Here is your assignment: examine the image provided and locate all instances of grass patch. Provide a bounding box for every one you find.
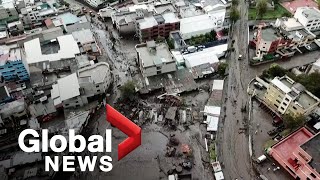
[264,139,276,150]
[249,4,291,20]
[280,128,292,137]
[209,144,217,161]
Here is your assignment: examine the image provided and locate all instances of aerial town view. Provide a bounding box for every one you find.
[0,0,319,179]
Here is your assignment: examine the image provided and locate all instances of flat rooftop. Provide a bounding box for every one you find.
[301,133,320,173]
[272,127,313,163]
[136,42,174,68]
[297,91,318,109]
[24,35,80,64]
[261,28,279,41]
[281,0,317,14]
[78,62,110,84]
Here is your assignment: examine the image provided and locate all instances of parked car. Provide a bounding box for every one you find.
[254,82,264,90]
[238,54,243,60]
[267,129,278,136]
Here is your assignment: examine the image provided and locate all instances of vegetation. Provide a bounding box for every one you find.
[261,64,287,79]
[230,6,240,22]
[120,81,136,101]
[209,144,217,161]
[280,129,292,137]
[264,139,276,149]
[249,4,291,20]
[166,38,174,49]
[261,64,320,99]
[188,30,217,46]
[256,0,268,18]
[283,114,306,130]
[317,0,320,9]
[232,0,239,6]
[217,63,228,76]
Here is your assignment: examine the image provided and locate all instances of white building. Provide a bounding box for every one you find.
[180,12,225,40]
[51,62,111,108]
[23,34,80,72]
[84,0,105,8]
[136,41,176,77]
[294,7,320,32]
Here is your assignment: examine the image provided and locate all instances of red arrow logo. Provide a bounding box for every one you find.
[106,104,141,160]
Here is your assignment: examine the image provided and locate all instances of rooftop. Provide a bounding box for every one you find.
[301,133,320,173]
[78,62,110,84]
[180,14,216,38]
[136,41,174,68]
[72,29,95,45]
[297,7,320,19]
[281,0,317,14]
[296,91,318,109]
[0,98,25,119]
[271,77,292,94]
[138,12,179,29]
[261,28,280,41]
[183,48,220,68]
[51,73,80,105]
[24,35,80,64]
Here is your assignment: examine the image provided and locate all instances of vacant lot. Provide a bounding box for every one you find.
[249,4,290,20]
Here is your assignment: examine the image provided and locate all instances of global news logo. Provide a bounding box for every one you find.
[17,104,141,172]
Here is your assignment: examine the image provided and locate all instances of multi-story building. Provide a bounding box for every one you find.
[136,12,180,42]
[264,76,320,116]
[20,1,68,26]
[294,7,320,32]
[0,46,29,82]
[268,127,320,179]
[254,18,316,58]
[135,40,176,77]
[51,62,111,109]
[84,0,106,8]
[0,0,18,22]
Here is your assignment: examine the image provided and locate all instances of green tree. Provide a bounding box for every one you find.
[217,63,228,76]
[256,0,268,18]
[120,81,136,101]
[283,114,306,130]
[166,38,174,49]
[317,0,320,9]
[210,30,217,40]
[230,7,240,22]
[232,0,239,6]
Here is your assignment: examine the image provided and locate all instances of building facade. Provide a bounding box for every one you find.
[136,12,180,42]
[0,47,29,82]
[0,0,18,21]
[294,7,320,32]
[136,41,176,77]
[264,76,320,117]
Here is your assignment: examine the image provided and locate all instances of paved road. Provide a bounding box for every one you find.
[217,1,256,180]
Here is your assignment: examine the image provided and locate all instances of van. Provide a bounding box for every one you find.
[257,155,267,163]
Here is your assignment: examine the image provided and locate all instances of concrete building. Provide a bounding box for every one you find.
[72,29,99,54]
[0,0,18,21]
[84,0,106,8]
[294,7,320,32]
[0,46,29,82]
[51,62,111,108]
[268,127,320,179]
[136,41,176,77]
[254,19,316,58]
[264,76,320,116]
[45,13,91,33]
[136,12,180,42]
[180,12,225,40]
[111,4,155,34]
[308,58,320,74]
[23,34,80,71]
[0,98,27,127]
[20,1,67,26]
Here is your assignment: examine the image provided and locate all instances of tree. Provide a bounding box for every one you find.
[120,81,136,101]
[210,30,217,40]
[230,7,240,22]
[317,0,320,9]
[217,63,228,76]
[256,0,268,18]
[166,38,174,49]
[232,0,239,6]
[283,114,306,130]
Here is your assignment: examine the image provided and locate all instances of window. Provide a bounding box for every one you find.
[285,98,289,101]
[96,85,99,88]
[65,104,69,106]
[283,102,287,106]
[274,104,279,108]
[310,173,316,178]
[276,100,281,103]
[293,106,297,110]
[97,90,100,92]
[280,107,285,110]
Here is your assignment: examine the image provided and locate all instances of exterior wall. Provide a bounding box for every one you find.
[264,84,285,112]
[0,59,29,82]
[138,22,180,42]
[295,8,320,32]
[141,62,177,77]
[62,96,86,109]
[0,6,18,20]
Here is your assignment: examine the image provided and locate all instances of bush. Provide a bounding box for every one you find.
[217,63,228,76]
[120,81,136,100]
